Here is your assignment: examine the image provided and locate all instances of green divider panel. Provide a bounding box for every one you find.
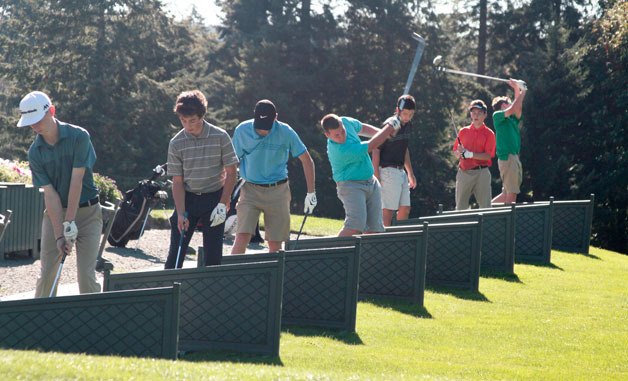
[387,221,482,291]
[286,228,428,305]
[0,286,180,359]
[528,195,594,254]
[397,208,515,273]
[0,183,44,260]
[104,259,284,356]
[204,246,359,332]
[440,203,554,264]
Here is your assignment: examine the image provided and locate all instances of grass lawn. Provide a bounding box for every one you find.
[3,220,626,380]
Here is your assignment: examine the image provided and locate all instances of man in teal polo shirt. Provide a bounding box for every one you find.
[491,79,527,204]
[231,99,316,253]
[320,113,400,236]
[17,91,102,297]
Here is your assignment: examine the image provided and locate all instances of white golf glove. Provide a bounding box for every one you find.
[62,220,78,243]
[516,80,527,91]
[384,116,401,132]
[304,192,317,214]
[462,150,474,159]
[153,164,166,176]
[210,203,227,227]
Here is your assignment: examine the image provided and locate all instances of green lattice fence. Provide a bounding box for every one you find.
[287,228,428,306]
[104,260,283,356]
[0,183,44,260]
[387,221,482,291]
[201,246,359,332]
[397,207,515,273]
[0,286,180,359]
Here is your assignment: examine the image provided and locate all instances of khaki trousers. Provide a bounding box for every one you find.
[455,167,492,210]
[35,203,103,297]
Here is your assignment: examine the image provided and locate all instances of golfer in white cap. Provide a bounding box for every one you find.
[18,91,102,297]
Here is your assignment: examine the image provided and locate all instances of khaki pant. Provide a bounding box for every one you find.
[35,203,103,297]
[455,167,492,210]
[236,181,291,242]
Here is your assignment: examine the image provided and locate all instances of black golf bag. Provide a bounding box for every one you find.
[107,165,168,247]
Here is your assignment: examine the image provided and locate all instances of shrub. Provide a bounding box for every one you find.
[94,173,123,204]
[0,158,32,184]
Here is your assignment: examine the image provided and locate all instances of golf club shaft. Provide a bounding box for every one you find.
[50,252,68,297]
[403,34,426,96]
[439,67,509,83]
[174,211,188,268]
[293,214,309,250]
[448,109,462,145]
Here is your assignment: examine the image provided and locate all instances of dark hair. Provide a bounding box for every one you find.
[491,96,511,111]
[468,99,488,112]
[173,90,207,118]
[320,113,342,132]
[397,94,416,110]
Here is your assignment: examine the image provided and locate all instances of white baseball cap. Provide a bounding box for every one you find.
[17,91,52,127]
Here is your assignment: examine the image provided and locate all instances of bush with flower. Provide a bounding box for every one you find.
[0,157,122,203]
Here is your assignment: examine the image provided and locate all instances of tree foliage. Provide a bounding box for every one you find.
[0,0,625,252]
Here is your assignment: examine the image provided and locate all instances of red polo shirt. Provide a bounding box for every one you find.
[452,123,496,170]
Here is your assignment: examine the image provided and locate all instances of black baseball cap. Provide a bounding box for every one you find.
[253,99,276,131]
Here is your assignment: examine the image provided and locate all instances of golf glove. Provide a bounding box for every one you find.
[462,150,474,159]
[384,116,401,132]
[304,192,317,214]
[210,203,227,227]
[516,80,527,91]
[153,164,166,176]
[63,220,78,243]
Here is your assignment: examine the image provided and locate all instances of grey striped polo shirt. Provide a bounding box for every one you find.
[167,121,239,193]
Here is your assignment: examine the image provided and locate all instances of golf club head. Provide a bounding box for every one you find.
[412,32,424,43]
[433,55,443,66]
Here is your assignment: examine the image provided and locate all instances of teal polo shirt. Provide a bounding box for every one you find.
[326,117,374,182]
[28,120,99,208]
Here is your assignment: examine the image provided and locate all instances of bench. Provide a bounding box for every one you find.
[105,259,284,356]
[0,285,180,359]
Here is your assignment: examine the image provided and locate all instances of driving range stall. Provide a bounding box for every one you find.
[200,246,360,332]
[0,285,181,359]
[386,220,483,292]
[104,258,284,357]
[0,183,44,260]
[395,206,516,274]
[287,227,428,306]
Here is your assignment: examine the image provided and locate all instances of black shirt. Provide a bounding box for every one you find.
[378,121,411,167]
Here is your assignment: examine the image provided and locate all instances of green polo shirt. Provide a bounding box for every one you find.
[28,121,99,208]
[493,110,521,160]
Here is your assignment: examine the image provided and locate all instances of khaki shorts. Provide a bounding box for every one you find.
[498,154,522,194]
[379,166,411,210]
[236,181,291,242]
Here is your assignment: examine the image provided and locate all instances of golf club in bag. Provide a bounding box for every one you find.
[107,164,168,247]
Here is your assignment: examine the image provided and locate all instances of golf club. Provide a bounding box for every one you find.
[293,213,309,250]
[174,211,189,269]
[448,108,462,145]
[433,55,527,87]
[50,250,69,297]
[398,32,426,110]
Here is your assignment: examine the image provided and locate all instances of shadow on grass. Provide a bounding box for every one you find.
[481,270,523,283]
[516,260,564,271]
[282,326,364,345]
[426,286,491,302]
[180,350,283,365]
[360,297,433,319]
[105,246,163,264]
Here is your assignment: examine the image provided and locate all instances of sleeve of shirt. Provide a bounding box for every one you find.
[221,132,239,167]
[342,117,363,134]
[167,141,183,177]
[232,127,245,159]
[492,111,506,129]
[287,127,307,158]
[28,149,51,187]
[72,130,97,169]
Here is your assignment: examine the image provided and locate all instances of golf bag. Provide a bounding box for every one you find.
[107,165,168,247]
